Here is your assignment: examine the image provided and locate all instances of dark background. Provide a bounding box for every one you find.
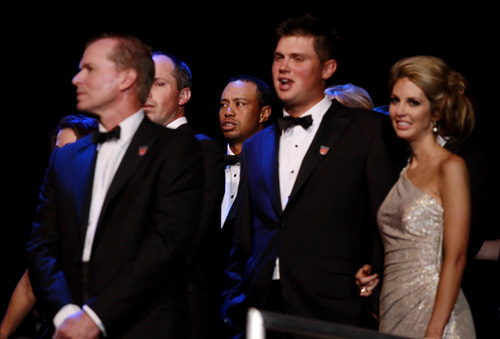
[2,4,496,335]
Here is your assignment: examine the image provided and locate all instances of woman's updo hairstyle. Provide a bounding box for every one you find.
[389,55,475,143]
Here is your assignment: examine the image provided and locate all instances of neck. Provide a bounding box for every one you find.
[97,97,142,130]
[284,94,325,118]
[165,109,185,126]
[229,142,242,155]
[409,134,443,165]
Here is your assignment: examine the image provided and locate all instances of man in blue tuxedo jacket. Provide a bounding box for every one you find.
[27,33,203,338]
[221,15,406,338]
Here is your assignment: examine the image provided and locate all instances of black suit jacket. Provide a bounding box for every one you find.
[27,116,204,338]
[221,100,406,337]
[217,189,240,284]
[177,122,225,338]
[214,164,242,335]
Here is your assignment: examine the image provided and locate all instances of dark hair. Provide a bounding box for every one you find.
[86,33,155,104]
[227,75,274,108]
[389,55,475,142]
[275,14,340,63]
[152,51,193,91]
[49,114,98,149]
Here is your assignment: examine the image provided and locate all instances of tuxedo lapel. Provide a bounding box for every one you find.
[288,103,352,203]
[261,125,283,215]
[74,138,98,241]
[100,119,155,215]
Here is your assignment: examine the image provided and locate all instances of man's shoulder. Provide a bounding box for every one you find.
[196,133,224,156]
[330,100,388,124]
[246,124,277,146]
[145,122,203,156]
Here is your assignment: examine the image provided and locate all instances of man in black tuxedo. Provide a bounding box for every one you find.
[218,75,273,274]
[144,51,225,338]
[221,15,405,338]
[215,75,273,335]
[27,33,204,338]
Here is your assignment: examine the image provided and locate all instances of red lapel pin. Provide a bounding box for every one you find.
[319,146,329,155]
[138,146,148,156]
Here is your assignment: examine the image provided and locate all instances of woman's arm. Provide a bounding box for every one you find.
[0,269,37,339]
[425,156,470,339]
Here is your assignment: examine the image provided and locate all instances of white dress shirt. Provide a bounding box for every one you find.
[83,110,144,262]
[221,145,241,227]
[274,96,332,279]
[54,110,144,336]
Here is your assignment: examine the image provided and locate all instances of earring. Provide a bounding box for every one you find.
[432,121,438,133]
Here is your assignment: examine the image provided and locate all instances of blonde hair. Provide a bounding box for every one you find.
[325,83,374,110]
[389,55,475,142]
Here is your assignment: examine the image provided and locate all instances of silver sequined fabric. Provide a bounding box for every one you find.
[377,167,476,338]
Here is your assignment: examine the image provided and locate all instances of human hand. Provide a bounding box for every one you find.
[53,310,100,339]
[425,322,444,339]
[355,264,379,297]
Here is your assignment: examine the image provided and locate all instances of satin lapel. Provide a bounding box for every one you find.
[98,118,155,226]
[261,125,283,215]
[288,103,353,202]
[74,138,98,241]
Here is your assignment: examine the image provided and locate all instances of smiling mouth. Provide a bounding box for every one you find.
[395,121,411,129]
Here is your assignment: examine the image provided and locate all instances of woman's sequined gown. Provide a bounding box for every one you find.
[377,166,475,338]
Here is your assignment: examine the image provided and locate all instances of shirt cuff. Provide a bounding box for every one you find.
[83,304,107,337]
[53,304,81,328]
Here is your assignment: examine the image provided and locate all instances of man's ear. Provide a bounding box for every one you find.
[179,87,192,106]
[259,106,272,123]
[322,59,337,80]
[119,69,138,91]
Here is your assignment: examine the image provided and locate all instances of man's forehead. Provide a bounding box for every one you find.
[79,39,116,66]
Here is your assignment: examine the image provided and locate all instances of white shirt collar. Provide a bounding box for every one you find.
[436,134,449,147]
[97,109,144,147]
[226,144,236,156]
[166,116,188,129]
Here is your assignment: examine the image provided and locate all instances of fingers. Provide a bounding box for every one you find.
[361,264,372,274]
[359,277,380,297]
[355,264,380,297]
[355,264,374,281]
[356,271,379,286]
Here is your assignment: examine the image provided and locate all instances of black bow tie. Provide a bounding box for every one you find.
[278,115,313,131]
[92,126,121,144]
[224,154,240,166]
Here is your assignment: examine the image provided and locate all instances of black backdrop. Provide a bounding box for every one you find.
[1,4,497,332]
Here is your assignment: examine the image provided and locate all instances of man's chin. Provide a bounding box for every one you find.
[76,103,92,114]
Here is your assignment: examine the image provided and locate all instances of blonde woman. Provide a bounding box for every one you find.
[357,56,476,338]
